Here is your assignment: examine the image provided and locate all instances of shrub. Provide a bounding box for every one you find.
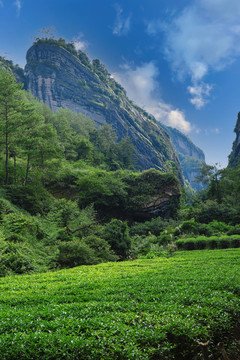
[5,185,52,215]
[130,234,157,258]
[176,235,240,251]
[46,198,81,228]
[227,224,240,235]
[0,241,37,276]
[129,217,167,237]
[190,200,240,224]
[100,219,131,259]
[0,197,19,219]
[56,240,97,268]
[230,235,240,248]
[175,219,212,237]
[2,213,38,238]
[142,243,169,259]
[83,235,118,262]
[206,220,232,234]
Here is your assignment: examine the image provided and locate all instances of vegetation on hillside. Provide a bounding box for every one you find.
[0,51,240,360]
[0,68,240,277]
[0,250,239,359]
[0,69,181,276]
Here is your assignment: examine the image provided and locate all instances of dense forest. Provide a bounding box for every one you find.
[0,68,240,277]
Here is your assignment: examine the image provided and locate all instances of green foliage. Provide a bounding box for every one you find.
[125,169,177,205]
[100,219,131,259]
[130,233,157,258]
[77,50,91,69]
[77,169,127,214]
[129,217,167,236]
[5,184,52,215]
[83,235,118,262]
[34,37,79,59]
[56,240,96,268]
[46,198,80,228]
[0,240,38,276]
[0,250,239,359]
[2,212,38,237]
[188,200,239,224]
[92,58,109,81]
[176,235,240,250]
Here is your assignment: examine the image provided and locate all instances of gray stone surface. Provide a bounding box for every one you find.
[25,41,183,176]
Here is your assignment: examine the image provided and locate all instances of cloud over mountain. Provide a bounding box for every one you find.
[113,62,192,133]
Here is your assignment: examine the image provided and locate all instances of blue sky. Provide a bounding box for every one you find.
[1,0,240,167]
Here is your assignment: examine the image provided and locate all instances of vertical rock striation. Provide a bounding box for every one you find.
[25,40,183,177]
[228,112,240,166]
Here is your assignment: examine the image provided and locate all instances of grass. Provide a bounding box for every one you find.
[0,249,240,359]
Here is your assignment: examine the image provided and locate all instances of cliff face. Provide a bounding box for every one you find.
[25,40,182,175]
[162,125,205,161]
[161,124,205,189]
[228,112,240,167]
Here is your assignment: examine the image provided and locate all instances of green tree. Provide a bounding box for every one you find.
[21,120,57,186]
[0,70,23,184]
[115,136,136,170]
[101,219,131,259]
[196,163,222,202]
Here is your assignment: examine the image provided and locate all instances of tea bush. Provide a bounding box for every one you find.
[176,234,240,250]
[0,250,239,359]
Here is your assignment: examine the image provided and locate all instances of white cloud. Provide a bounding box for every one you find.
[13,0,21,16]
[112,62,192,133]
[168,110,192,133]
[148,0,240,108]
[73,41,86,51]
[146,20,162,35]
[72,34,88,52]
[113,4,131,36]
[187,82,213,109]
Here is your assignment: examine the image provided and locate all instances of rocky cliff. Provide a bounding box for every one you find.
[160,124,205,189]
[24,39,182,176]
[228,112,240,167]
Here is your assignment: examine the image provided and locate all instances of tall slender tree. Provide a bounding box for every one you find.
[0,70,23,184]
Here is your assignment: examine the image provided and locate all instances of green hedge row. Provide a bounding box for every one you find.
[176,235,240,250]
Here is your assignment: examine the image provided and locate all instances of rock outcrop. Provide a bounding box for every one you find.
[24,39,182,176]
[124,169,181,220]
[161,124,205,189]
[228,112,240,167]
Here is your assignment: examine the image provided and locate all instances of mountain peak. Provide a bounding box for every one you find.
[24,39,183,175]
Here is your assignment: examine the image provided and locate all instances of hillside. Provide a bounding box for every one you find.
[0,250,239,360]
[23,38,182,176]
[0,38,208,184]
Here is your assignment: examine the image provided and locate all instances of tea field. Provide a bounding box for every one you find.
[0,249,240,359]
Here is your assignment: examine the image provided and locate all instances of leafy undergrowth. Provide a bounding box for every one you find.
[0,250,240,359]
[176,235,240,250]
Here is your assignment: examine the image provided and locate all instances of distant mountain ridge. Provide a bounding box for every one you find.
[160,124,205,189]
[228,112,240,167]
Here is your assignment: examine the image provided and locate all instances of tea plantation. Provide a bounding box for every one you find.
[0,249,239,359]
